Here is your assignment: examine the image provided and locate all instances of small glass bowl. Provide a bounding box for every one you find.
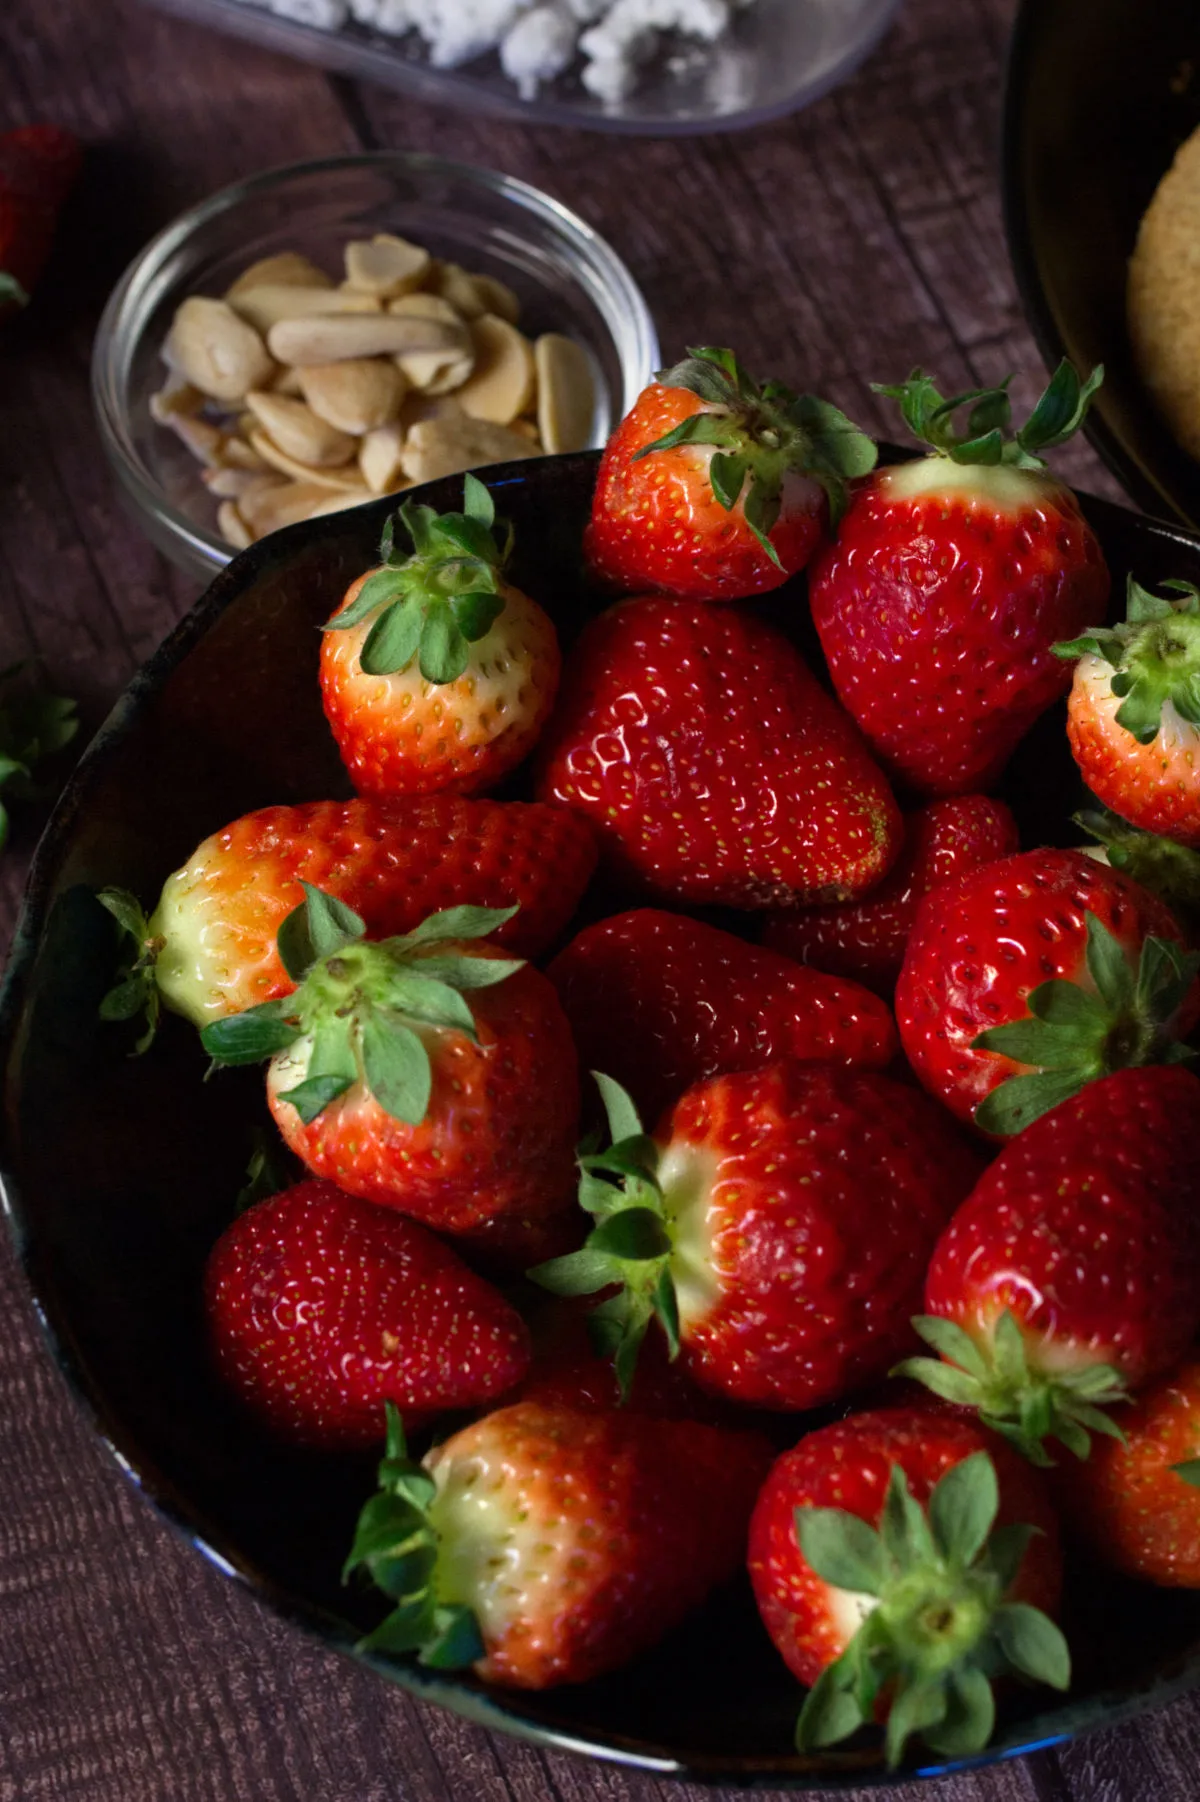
[92,153,660,582]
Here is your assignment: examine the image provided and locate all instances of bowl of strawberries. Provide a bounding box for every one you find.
[7,344,1200,1782]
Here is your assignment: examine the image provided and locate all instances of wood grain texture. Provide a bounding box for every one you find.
[0,0,1179,1797]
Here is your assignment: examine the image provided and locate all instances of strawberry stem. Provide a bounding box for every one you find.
[1075,807,1200,933]
[874,361,1103,472]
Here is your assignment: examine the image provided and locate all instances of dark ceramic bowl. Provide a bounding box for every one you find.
[6,454,1200,1785]
[1003,0,1200,526]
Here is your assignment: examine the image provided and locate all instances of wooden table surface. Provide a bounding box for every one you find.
[0,1,1191,1798]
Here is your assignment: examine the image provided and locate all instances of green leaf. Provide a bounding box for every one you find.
[923,1666,995,1759]
[654,1263,681,1359]
[880,1464,935,1566]
[910,1315,989,1379]
[1020,361,1104,453]
[796,1659,866,1752]
[795,1507,887,1596]
[985,1522,1036,1592]
[709,451,748,511]
[743,476,784,568]
[201,1001,300,1066]
[324,566,406,633]
[928,1452,998,1567]
[1172,1459,1200,1487]
[973,1066,1086,1136]
[381,972,477,1037]
[1026,979,1108,1030]
[421,1604,485,1670]
[461,472,495,529]
[891,1356,983,1408]
[361,1016,432,1125]
[96,887,149,945]
[592,1073,645,1147]
[410,952,524,991]
[527,1248,618,1296]
[992,1310,1029,1388]
[302,884,367,960]
[451,590,504,641]
[1084,912,1135,1013]
[992,1604,1071,1690]
[884,1679,948,1769]
[418,604,466,685]
[360,599,423,676]
[587,1207,671,1261]
[236,1131,296,1212]
[278,1073,353,1124]
[98,974,151,1022]
[0,272,30,308]
[971,1011,1080,1068]
[401,903,518,948]
[656,351,738,407]
[631,413,737,460]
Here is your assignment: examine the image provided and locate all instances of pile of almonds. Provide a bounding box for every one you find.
[151,234,598,549]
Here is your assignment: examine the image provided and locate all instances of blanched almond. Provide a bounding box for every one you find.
[453,315,536,425]
[230,284,380,334]
[163,410,227,467]
[149,377,204,424]
[359,424,407,495]
[298,359,406,435]
[266,312,461,367]
[309,489,382,518]
[535,333,596,454]
[244,390,358,468]
[432,263,519,323]
[217,500,254,549]
[226,253,332,298]
[167,297,275,404]
[472,273,521,325]
[399,406,540,486]
[203,467,288,499]
[270,364,306,396]
[240,479,361,536]
[344,234,431,299]
[248,429,375,492]
[222,436,271,472]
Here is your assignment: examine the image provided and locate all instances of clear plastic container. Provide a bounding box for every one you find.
[141,0,903,136]
[92,154,659,582]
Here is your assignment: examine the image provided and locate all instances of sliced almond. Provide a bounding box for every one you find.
[226,253,332,299]
[266,312,462,367]
[270,364,306,396]
[344,234,431,299]
[217,500,254,549]
[432,262,500,321]
[535,333,596,454]
[397,392,462,435]
[309,488,381,518]
[248,428,372,492]
[510,418,542,442]
[244,390,357,468]
[298,359,407,435]
[400,406,540,486]
[149,377,204,424]
[472,273,521,326]
[166,297,275,404]
[229,284,381,334]
[240,479,361,537]
[223,436,270,472]
[453,315,536,425]
[162,410,227,467]
[388,293,473,392]
[203,467,288,499]
[358,423,407,495]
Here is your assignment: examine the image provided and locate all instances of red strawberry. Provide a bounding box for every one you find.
[0,125,80,309]
[98,795,595,1043]
[1055,575,1200,846]
[809,364,1110,796]
[894,846,1200,1136]
[899,1066,1200,1462]
[512,1299,736,1425]
[320,476,559,797]
[344,1400,773,1688]
[204,1179,530,1449]
[202,890,578,1233]
[584,347,877,601]
[1054,1355,1200,1587]
[748,1408,1065,1767]
[532,1065,981,1412]
[546,908,897,1125]
[536,595,902,908]
[763,795,1019,995]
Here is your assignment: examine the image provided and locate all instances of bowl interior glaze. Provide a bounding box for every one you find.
[6,454,1200,1785]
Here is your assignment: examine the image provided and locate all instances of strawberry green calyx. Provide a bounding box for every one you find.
[796,1451,1069,1767]
[1054,576,1200,744]
[875,360,1103,473]
[638,346,878,553]
[971,912,1199,1137]
[529,1074,678,1398]
[1075,807,1200,932]
[0,274,29,308]
[97,889,165,1054]
[896,1312,1130,1467]
[323,473,514,685]
[200,884,523,1127]
[344,1404,485,1669]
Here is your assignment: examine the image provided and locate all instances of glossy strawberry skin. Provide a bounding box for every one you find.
[320,572,560,797]
[547,908,898,1126]
[536,596,902,908]
[267,955,579,1232]
[763,795,1020,995]
[0,125,81,300]
[895,847,1193,1128]
[658,1064,983,1410]
[809,463,1110,796]
[1055,1356,1200,1586]
[924,1066,1200,1391]
[204,1180,531,1449]
[151,796,596,1027]
[1066,655,1200,847]
[584,384,823,601]
[424,1400,774,1688]
[748,1408,1061,1687]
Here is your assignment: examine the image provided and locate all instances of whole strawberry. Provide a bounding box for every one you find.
[547,908,897,1125]
[1055,1355,1200,1587]
[1055,575,1200,846]
[898,1066,1200,1462]
[202,889,578,1232]
[205,1179,531,1449]
[344,1400,774,1688]
[536,595,902,908]
[584,347,877,601]
[763,794,1019,994]
[532,1066,980,1411]
[809,363,1109,795]
[895,847,1199,1135]
[748,1409,1066,1767]
[0,124,80,310]
[321,475,559,796]
[98,795,595,1045]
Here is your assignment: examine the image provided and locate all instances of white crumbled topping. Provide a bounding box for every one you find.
[267,0,348,25]
[501,5,580,100]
